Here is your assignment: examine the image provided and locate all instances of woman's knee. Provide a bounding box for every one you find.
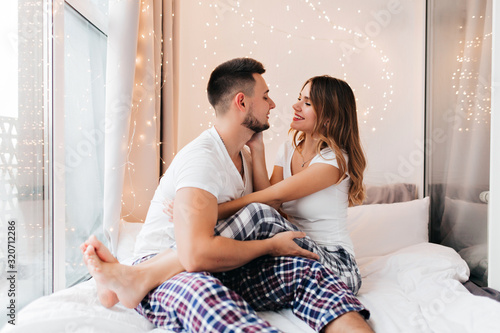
[245,203,300,233]
[288,257,336,279]
[244,202,277,215]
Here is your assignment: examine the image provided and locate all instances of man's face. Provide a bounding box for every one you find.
[241,74,276,133]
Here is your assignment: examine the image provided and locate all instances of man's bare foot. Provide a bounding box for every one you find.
[84,245,149,309]
[81,235,118,263]
[81,236,119,308]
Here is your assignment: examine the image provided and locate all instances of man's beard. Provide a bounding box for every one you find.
[242,110,269,133]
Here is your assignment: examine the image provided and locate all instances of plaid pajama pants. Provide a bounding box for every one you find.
[134,203,369,332]
[214,203,362,295]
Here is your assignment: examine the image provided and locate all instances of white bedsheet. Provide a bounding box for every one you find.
[3,242,500,333]
[356,243,500,332]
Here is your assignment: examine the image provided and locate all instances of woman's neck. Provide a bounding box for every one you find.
[300,135,319,156]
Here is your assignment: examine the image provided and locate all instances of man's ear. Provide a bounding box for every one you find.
[234,92,246,112]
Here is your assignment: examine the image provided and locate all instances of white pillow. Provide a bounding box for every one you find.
[116,220,144,263]
[347,197,429,259]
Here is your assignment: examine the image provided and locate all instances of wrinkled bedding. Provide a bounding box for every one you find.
[3,242,500,333]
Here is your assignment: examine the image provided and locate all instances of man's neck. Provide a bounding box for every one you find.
[214,121,253,160]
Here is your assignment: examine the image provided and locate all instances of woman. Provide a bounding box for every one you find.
[82,75,366,310]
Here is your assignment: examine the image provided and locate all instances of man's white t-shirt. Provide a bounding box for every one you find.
[275,141,355,256]
[133,127,253,259]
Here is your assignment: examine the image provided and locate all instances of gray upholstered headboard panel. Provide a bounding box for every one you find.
[363,183,417,205]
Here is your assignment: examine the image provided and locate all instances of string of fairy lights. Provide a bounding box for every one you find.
[190,1,395,138]
[120,0,400,223]
[120,0,159,223]
[452,23,492,133]
[120,0,491,225]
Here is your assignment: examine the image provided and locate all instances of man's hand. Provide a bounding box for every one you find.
[265,231,320,261]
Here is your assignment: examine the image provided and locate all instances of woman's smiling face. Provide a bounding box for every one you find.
[291,82,317,133]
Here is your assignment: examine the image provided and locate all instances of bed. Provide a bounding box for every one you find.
[3,197,500,333]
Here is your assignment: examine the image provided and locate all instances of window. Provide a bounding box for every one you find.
[0,1,51,322]
[0,2,108,323]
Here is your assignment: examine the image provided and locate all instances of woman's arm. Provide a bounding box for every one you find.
[218,163,341,220]
[269,165,284,185]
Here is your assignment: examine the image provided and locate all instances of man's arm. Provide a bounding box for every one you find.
[173,187,317,273]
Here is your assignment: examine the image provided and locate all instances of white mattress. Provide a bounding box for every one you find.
[3,200,500,332]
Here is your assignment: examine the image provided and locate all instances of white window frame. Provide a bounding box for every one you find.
[51,0,66,292]
[489,0,500,291]
[43,0,56,297]
[66,0,108,36]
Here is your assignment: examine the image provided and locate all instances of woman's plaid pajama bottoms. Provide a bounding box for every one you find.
[134,203,369,332]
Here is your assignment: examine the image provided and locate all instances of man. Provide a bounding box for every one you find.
[84,57,372,332]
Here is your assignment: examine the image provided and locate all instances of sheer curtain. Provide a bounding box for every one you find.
[428,0,492,287]
[103,0,174,253]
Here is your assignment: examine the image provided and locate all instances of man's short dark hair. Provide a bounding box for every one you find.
[207,58,266,115]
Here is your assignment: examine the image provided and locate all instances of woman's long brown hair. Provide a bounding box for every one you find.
[290,76,367,206]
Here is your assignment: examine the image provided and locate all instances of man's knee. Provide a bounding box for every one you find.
[170,271,215,288]
[166,272,232,302]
